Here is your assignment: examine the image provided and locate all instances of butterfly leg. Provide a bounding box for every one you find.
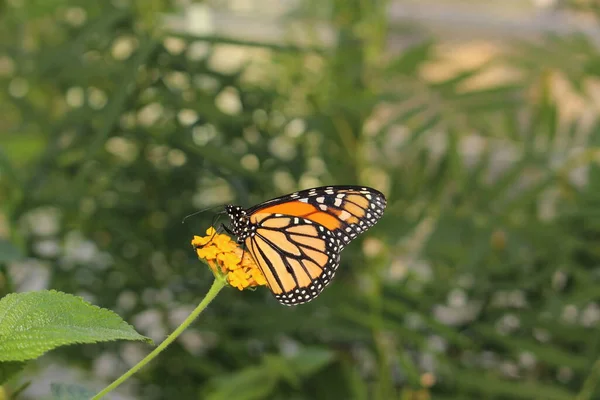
[221,224,233,234]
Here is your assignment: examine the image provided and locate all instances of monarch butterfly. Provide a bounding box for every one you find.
[223,185,386,305]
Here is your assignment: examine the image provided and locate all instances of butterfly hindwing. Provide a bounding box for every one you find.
[245,213,341,305]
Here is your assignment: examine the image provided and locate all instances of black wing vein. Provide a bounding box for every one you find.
[249,237,287,291]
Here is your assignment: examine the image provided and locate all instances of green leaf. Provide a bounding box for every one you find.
[343,362,368,400]
[0,240,22,263]
[0,361,26,385]
[288,347,335,376]
[475,325,589,372]
[0,290,152,362]
[0,133,46,168]
[386,40,432,76]
[0,147,20,188]
[265,355,299,388]
[449,367,575,400]
[206,348,334,400]
[51,383,95,400]
[207,366,277,400]
[8,379,31,399]
[71,37,159,190]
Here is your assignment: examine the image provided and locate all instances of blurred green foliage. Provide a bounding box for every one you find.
[1,0,600,399]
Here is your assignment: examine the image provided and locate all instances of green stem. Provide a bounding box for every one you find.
[92,278,227,399]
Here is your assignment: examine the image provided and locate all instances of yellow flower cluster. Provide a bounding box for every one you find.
[191,227,267,291]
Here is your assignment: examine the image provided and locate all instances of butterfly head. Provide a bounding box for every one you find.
[225,205,249,242]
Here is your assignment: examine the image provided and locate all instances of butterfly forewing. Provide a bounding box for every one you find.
[249,186,386,247]
[226,185,386,305]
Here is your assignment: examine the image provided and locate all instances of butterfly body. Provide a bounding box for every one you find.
[225,186,386,305]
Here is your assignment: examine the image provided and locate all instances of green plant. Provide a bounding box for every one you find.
[2,0,600,399]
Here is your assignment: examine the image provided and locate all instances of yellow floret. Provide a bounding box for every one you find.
[191,227,267,291]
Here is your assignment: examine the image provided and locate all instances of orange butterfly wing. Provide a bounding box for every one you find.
[228,186,386,305]
[245,213,340,305]
[248,186,386,247]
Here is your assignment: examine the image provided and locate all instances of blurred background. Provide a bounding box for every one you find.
[2,0,600,399]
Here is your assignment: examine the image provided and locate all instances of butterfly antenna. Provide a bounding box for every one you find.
[182,204,225,224]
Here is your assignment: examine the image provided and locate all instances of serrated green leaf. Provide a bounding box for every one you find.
[0,240,22,263]
[0,290,152,362]
[51,383,95,400]
[0,361,26,385]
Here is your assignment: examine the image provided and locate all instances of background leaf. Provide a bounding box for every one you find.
[0,362,26,385]
[50,383,95,400]
[0,241,21,263]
